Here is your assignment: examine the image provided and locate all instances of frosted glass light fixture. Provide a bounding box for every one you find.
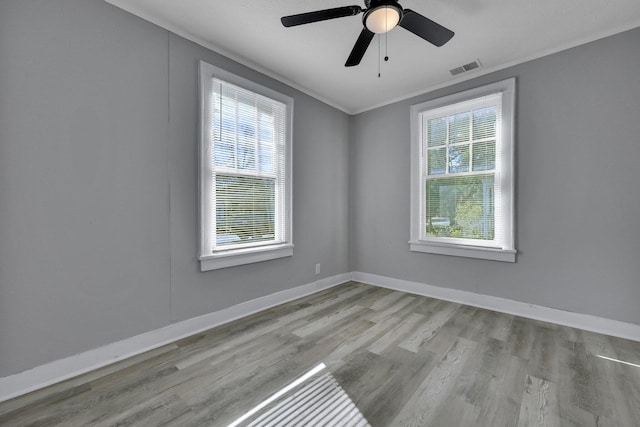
[365,4,401,33]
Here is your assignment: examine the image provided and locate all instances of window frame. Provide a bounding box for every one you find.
[198,61,293,271]
[409,78,516,262]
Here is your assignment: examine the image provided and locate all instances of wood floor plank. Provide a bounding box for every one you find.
[455,337,506,407]
[517,375,561,427]
[368,290,406,311]
[292,303,367,338]
[332,350,401,415]
[457,307,498,343]
[367,312,425,355]
[557,403,597,427]
[325,315,402,364]
[363,294,415,323]
[390,337,477,426]
[487,311,514,342]
[506,316,537,361]
[435,304,478,338]
[2,281,640,427]
[397,301,460,353]
[527,324,560,383]
[361,346,438,426]
[480,354,528,426]
[566,342,602,415]
[429,397,478,427]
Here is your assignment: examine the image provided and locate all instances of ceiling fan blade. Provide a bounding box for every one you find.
[281,6,363,27]
[345,28,375,67]
[398,9,454,47]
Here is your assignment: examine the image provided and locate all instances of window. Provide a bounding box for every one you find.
[410,78,516,262]
[199,61,293,271]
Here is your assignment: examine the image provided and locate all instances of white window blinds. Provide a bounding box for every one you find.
[207,78,288,252]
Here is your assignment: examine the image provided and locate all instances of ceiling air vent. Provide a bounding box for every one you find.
[450,59,482,76]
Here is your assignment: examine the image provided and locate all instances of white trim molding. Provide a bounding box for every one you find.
[200,244,294,271]
[352,271,640,343]
[409,241,516,262]
[0,273,352,404]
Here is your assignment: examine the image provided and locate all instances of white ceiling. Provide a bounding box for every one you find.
[106,0,640,114]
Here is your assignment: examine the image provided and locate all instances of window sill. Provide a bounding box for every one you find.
[200,243,294,271]
[409,241,516,262]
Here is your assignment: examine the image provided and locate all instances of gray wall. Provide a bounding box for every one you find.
[0,0,350,377]
[351,27,640,325]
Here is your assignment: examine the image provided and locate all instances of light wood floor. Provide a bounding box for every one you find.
[1,282,639,426]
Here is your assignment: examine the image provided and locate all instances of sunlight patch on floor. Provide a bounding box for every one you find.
[596,354,640,368]
[228,362,370,427]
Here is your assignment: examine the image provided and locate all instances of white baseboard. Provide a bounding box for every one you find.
[0,273,352,403]
[352,271,640,343]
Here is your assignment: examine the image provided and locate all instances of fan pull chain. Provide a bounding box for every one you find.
[378,34,381,78]
[385,29,389,62]
[377,32,390,78]
[385,6,389,63]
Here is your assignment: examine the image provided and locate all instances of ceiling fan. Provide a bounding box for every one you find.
[281,0,455,67]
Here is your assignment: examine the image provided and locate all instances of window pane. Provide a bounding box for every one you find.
[425,174,495,240]
[427,117,447,147]
[237,105,256,142]
[448,145,469,173]
[472,140,496,171]
[428,147,446,175]
[214,94,238,168]
[472,107,497,140]
[214,141,235,167]
[215,174,275,246]
[237,101,257,171]
[259,144,274,173]
[237,141,256,171]
[449,112,470,143]
[258,109,274,143]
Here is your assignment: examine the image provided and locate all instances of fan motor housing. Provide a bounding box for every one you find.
[365,0,400,7]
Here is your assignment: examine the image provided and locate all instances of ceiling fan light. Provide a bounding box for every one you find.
[365,6,401,34]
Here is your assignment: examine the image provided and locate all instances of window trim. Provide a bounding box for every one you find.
[198,61,294,271]
[409,78,516,262]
